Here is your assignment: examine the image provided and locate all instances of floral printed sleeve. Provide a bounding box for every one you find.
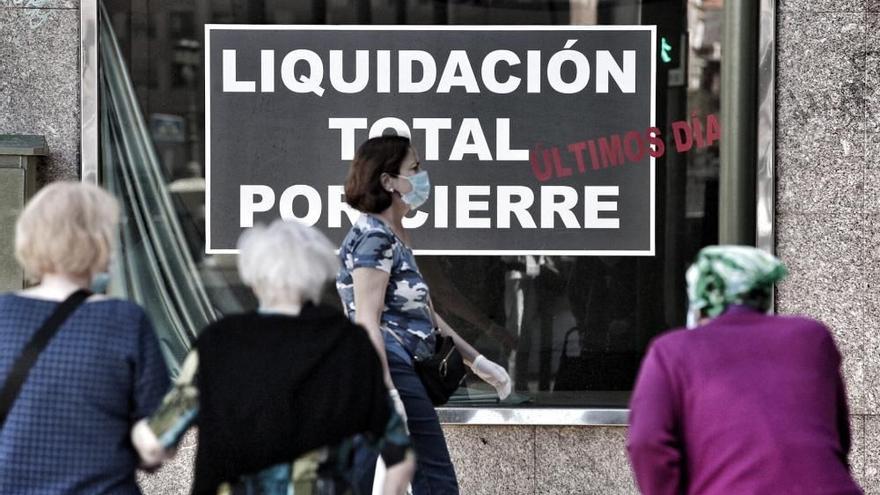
[147,350,200,449]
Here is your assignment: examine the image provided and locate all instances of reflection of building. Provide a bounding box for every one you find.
[685,0,721,244]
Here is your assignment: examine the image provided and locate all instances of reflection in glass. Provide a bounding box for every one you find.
[102,0,724,407]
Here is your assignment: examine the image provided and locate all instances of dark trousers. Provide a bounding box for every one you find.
[354,332,459,495]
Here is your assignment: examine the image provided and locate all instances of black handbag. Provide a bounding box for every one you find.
[413,332,467,406]
[394,296,467,406]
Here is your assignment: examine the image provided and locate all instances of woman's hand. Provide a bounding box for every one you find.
[432,313,511,399]
[470,355,512,400]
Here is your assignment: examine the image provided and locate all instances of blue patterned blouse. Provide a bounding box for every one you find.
[336,214,436,355]
[0,294,170,494]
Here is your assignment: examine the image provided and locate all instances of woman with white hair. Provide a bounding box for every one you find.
[0,182,170,494]
[132,219,414,495]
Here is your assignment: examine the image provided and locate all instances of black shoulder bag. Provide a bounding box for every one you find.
[410,297,467,406]
[386,296,467,406]
[0,289,91,429]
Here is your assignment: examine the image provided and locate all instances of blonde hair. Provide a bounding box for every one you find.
[236,219,339,305]
[15,182,120,281]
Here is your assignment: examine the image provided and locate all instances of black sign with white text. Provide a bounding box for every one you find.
[206,26,656,254]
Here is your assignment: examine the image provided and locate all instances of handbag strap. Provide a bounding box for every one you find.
[0,289,91,429]
[424,294,440,332]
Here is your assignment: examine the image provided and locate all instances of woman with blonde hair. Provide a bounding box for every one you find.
[0,181,170,494]
[132,219,414,494]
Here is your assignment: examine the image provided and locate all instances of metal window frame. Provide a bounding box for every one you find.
[80,0,776,427]
[755,0,776,256]
[81,0,99,185]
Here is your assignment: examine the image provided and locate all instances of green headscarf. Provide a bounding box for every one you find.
[686,245,787,327]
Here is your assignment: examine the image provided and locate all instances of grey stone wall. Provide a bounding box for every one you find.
[446,425,637,494]
[776,1,880,492]
[0,0,80,183]
[136,426,640,495]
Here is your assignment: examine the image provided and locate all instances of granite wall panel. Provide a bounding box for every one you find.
[863,415,880,493]
[777,3,876,494]
[777,12,865,138]
[0,0,78,10]
[778,1,865,13]
[776,11,865,214]
[775,212,865,351]
[776,129,865,214]
[0,8,79,183]
[444,425,536,495]
[534,426,637,495]
[142,427,542,495]
[853,415,867,489]
[865,135,880,213]
[137,430,196,495]
[858,213,880,414]
[868,28,880,135]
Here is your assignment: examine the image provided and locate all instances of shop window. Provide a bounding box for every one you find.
[102,0,727,408]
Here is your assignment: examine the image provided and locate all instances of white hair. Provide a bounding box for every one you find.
[236,219,339,306]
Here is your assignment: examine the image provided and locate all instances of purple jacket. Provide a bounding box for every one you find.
[627,306,862,495]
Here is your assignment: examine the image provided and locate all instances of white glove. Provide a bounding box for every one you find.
[470,355,512,400]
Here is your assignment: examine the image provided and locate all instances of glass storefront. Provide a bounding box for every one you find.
[101,0,729,409]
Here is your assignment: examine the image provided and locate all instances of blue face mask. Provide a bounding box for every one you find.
[397,171,431,210]
[90,272,111,294]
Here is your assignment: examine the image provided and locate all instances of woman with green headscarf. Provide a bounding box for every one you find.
[684,245,788,327]
[627,245,862,495]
